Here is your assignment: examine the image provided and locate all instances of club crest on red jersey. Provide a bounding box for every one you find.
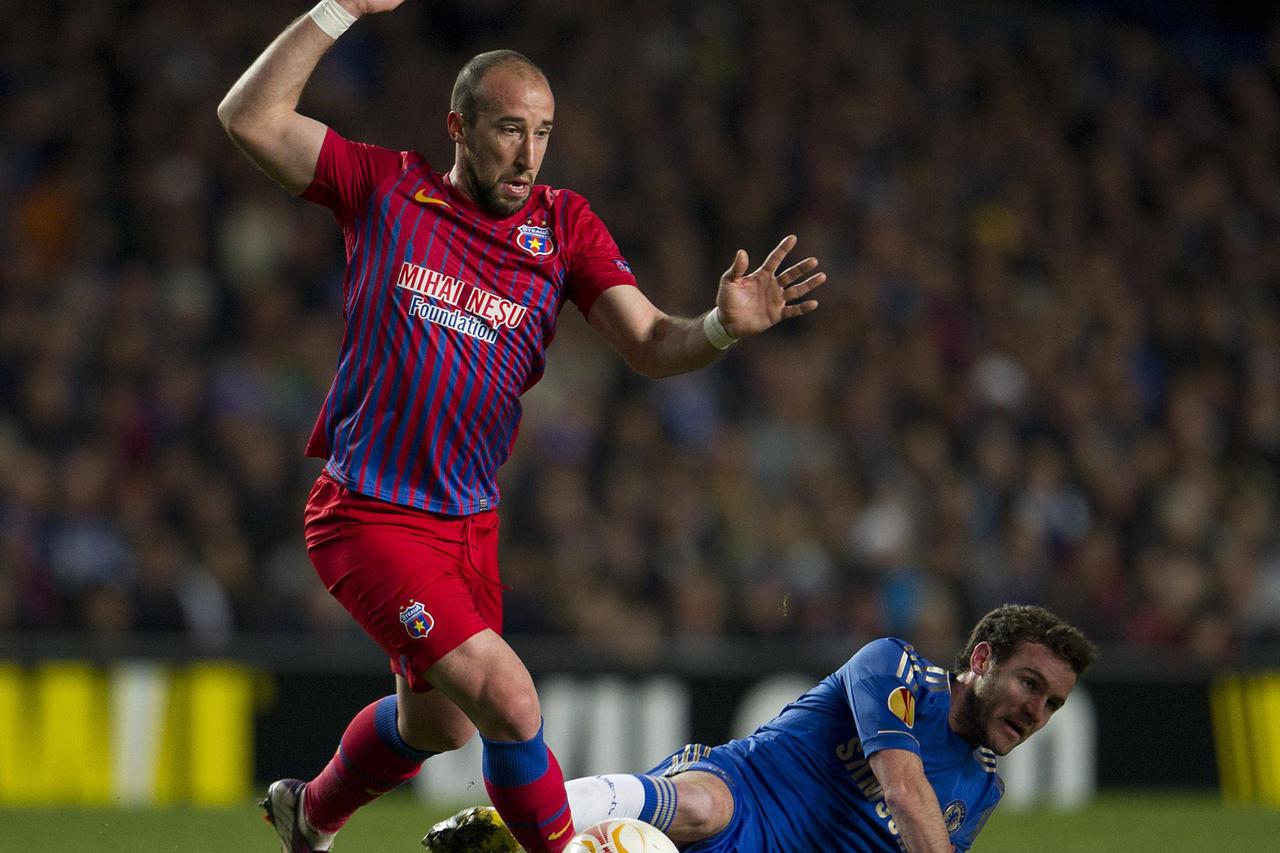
[399,600,434,639]
[515,223,556,258]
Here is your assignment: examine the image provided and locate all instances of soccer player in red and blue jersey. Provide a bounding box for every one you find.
[427,605,1096,853]
[217,2,827,851]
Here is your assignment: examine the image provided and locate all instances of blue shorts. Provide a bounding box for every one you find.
[647,744,766,853]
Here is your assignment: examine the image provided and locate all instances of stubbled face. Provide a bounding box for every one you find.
[449,66,554,217]
[954,641,1077,755]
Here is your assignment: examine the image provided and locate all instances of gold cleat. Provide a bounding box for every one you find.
[422,805,523,852]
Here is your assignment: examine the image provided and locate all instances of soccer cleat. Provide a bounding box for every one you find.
[260,779,337,853]
[422,806,522,852]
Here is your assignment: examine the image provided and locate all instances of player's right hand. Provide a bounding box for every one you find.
[337,0,409,18]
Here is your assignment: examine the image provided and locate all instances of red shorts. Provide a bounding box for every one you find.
[303,473,504,692]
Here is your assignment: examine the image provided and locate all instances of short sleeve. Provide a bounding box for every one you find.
[838,638,928,758]
[562,197,637,318]
[301,127,406,222]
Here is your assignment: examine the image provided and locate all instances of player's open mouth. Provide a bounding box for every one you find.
[1003,719,1024,739]
[503,181,529,196]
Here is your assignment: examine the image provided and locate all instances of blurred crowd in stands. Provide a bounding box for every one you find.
[3,0,1280,665]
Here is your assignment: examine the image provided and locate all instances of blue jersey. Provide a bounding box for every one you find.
[652,639,1003,851]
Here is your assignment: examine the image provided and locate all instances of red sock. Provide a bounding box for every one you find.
[483,724,574,853]
[304,696,434,833]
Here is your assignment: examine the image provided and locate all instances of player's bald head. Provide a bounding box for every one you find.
[451,50,549,127]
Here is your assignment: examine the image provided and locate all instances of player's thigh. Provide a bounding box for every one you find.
[396,675,477,753]
[424,628,540,740]
[310,521,495,692]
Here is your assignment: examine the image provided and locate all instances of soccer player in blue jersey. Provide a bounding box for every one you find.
[218,1,826,851]
[425,604,1096,852]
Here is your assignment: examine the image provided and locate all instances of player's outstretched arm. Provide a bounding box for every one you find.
[586,235,826,378]
[867,749,956,853]
[217,0,407,194]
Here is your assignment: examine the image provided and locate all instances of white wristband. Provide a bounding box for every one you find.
[309,0,357,40]
[702,307,739,350]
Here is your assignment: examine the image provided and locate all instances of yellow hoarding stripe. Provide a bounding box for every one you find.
[153,666,186,804]
[1217,672,1280,810]
[1247,676,1275,808]
[34,662,112,804]
[188,663,255,806]
[1261,674,1280,809]
[0,661,258,806]
[0,664,24,803]
[1213,674,1261,805]
[1245,676,1260,806]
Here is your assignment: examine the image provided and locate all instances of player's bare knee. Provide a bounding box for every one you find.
[475,682,542,741]
[492,692,542,740]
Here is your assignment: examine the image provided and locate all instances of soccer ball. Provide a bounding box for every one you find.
[565,818,679,853]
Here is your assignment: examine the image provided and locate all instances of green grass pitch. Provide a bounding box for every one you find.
[0,791,1274,851]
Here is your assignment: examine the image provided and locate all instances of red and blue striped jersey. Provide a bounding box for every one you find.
[301,128,636,514]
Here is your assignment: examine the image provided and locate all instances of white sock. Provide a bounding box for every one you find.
[566,774,647,830]
[565,774,678,833]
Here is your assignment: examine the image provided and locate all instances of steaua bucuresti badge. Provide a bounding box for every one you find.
[515,223,555,258]
[399,600,434,639]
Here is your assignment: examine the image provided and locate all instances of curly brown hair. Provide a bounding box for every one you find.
[955,604,1097,675]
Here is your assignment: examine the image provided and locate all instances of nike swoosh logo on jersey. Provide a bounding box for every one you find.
[413,188,452,208]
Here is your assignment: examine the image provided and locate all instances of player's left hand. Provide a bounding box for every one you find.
[715,235,826,338]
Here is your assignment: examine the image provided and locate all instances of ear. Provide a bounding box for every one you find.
[446,111,466,144]
[969,641,994,676]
